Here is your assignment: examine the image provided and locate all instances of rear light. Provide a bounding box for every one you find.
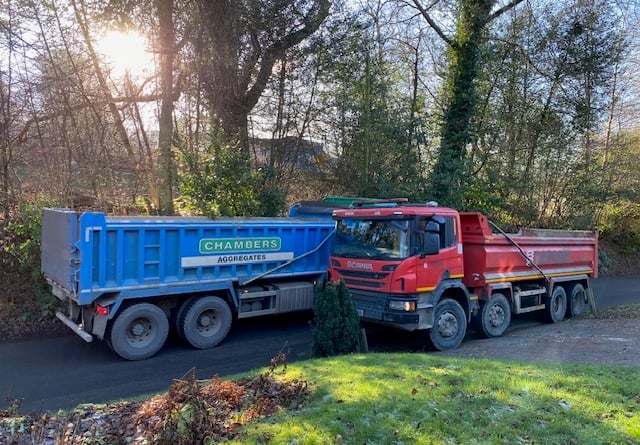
[95,305,109,316]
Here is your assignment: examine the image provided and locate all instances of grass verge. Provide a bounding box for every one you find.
[230,353,639,445]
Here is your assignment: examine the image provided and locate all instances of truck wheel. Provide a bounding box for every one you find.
[109,303,169,361]
[476,293,511,338]
[429,298,467,351]
[544,286,567,323]
[173,297,195,340]
[178,296,232,349]
[568,283,587,317]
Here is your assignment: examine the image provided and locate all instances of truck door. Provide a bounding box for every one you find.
[414,215,463,291]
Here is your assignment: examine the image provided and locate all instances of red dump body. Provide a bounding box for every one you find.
[460,212,598,289]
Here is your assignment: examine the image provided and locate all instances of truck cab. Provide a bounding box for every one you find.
[330,201,475,350]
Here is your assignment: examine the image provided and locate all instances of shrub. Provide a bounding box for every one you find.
[0,197,61,310]
[312,280,362,357]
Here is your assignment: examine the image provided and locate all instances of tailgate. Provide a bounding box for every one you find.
[41,208,78,293]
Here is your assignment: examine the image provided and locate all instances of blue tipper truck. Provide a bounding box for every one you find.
[41,208,336,360]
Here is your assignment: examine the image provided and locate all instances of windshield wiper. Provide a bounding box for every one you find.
[369,254,394,260]
[333,252,361,258]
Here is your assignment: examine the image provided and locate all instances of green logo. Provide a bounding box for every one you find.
[199,237,281,254]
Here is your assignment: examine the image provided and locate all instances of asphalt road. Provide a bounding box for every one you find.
[1,276,638,414]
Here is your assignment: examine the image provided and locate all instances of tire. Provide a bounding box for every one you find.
[178,296,233,349]
[568,283,587,317]
[429,298,467,351]
[543,286,567,323]
[173,297,195,340]
[109,303,169,361]
[475,293,511,338]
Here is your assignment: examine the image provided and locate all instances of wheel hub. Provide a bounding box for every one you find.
[199,314,212,328]
[438,312,458,338]
[489,305,505,327]
[197,310,219,334]
[131,321,147,337]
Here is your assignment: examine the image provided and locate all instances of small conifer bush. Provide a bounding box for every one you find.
[312,280,362,357]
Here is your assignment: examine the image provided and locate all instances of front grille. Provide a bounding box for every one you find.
[343,278,385,288]
[350,291,386,311]
[337,269,388,280]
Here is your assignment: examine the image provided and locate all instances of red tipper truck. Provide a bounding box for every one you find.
[329,200,598,350]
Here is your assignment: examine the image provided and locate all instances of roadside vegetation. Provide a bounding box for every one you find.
[2,341,639,444]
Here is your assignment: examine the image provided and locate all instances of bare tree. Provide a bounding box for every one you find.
[0,1,19,223]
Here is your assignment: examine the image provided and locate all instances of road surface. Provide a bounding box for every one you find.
[1,276,638,413]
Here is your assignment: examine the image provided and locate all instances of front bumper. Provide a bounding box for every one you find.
[351,290,433,331]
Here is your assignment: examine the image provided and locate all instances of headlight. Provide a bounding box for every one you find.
[388,300,416,311]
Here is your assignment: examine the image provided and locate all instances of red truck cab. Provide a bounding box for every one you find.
[330,201,475,350]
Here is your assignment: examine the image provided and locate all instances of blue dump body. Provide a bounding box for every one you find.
[41,208,336,359]
[42,209,335,306]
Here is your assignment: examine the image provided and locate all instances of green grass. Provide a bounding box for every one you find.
[228,353,640,445]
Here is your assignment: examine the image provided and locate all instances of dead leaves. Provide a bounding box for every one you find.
[0,354,309,445]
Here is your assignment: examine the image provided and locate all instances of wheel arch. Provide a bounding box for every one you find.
[434,279,473,324]
[550,274,591,293]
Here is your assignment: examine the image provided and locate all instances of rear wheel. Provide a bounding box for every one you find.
[429,298,467,351]
[109,303,169,360]
[173,297,195,340]
[544,286,567,323]
[475,293,511,338]
[568,283,587,317]
[178,296,233,349]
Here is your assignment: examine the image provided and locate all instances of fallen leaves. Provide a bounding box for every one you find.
[0,353,310,445]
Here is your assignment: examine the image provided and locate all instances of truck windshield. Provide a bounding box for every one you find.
[333,219,410,259]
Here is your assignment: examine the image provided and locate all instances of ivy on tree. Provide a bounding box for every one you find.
[312,280,362,357]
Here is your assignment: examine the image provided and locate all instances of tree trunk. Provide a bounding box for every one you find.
[429,1,494,207]
[156,0,175,215]
[0,138,9,225]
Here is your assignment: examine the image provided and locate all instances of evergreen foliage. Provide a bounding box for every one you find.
[312,280,362,357]
[1,197,62,304]
[177,126,287,217]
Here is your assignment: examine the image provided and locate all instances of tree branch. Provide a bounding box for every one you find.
[410,0,455,48]
[489,0,526,21]
[12,94,161,145]
[244,0,331,110]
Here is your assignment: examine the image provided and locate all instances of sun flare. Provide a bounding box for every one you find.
[96,30,153,78]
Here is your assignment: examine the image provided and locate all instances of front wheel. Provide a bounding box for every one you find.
[429,298,467,351]
[475,293,511,338]
[543,286,567,323]
[109,303,169,361]
[178,296,232,349]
